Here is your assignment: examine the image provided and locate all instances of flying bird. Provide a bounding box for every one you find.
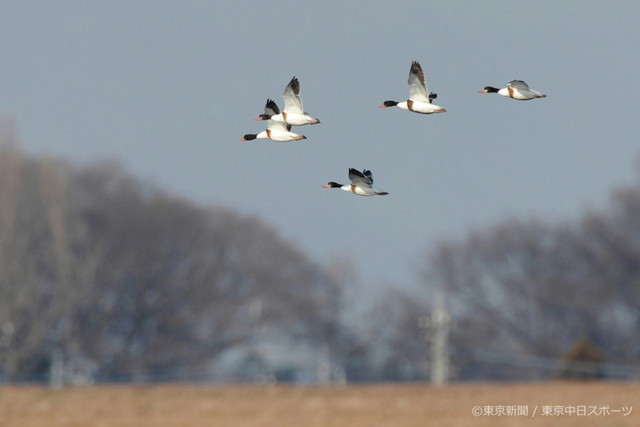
[322,168,389,196]
[478,80,546,100]
[379,61,446,114]
[254,77,320,125]
[240,117,306,142]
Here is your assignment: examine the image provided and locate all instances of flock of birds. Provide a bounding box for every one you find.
[242,60,546,197]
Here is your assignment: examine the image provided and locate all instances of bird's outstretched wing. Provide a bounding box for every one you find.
[282,77,304,114]
[267,119,291,132]
[349,168,374,188]
[264,98,280,116]
[408,61,429,103]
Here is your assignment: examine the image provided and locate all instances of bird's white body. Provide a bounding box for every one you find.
[242,118,306,142]
[337,184,383,196]
[480,80,546,101]
[270,111,319,126]
[395,100,446,114]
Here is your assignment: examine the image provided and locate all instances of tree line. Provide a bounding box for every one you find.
[0,138,351,383]
[2,126,639,383]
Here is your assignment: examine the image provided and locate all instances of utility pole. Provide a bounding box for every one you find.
[419,286,450,385]
[49,348,64,389]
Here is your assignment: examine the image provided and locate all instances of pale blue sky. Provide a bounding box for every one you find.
[1,1,639,291]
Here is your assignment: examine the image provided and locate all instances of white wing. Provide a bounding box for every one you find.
[408,61,429,103]
[267,119,290,132]
[282,77,304,114]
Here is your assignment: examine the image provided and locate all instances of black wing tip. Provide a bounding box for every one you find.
[265,99,280,115]
[349,168,372,175]
[287,76,301,93]
[348,167,366,178]
[409,61,425,83]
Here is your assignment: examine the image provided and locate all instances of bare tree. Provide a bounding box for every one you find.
[66,162,344,381]
[423,171,640,380]
[0,145,349,383]
[0,135,24,379]
[0,139,97,381]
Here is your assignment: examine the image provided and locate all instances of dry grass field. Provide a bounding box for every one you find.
[0,381,638,427]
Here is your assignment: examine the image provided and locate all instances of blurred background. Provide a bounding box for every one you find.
[0,1,639,385]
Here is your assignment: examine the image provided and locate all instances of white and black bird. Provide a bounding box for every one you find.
[478,80,546,100]
[254,77,320,125]
[240,106,306,142]
[379,61,446,114]
[322,168,389,196]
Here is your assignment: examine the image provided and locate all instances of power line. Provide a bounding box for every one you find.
[467,348,640,379]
